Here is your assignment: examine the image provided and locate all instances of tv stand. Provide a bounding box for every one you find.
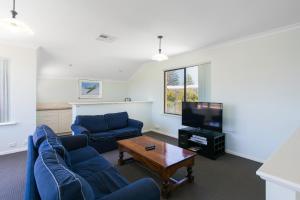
[178,127,225,160]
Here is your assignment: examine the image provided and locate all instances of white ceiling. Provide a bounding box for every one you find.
[0,0,300,80]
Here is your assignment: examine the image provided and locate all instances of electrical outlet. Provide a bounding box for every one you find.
[9,142,17,148]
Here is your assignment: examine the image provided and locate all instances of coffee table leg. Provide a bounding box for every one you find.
[187,166,194,183]
[161,179,171,199]
[118,151,124,166]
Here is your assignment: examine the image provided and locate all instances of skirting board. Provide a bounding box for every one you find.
[149,129,178,139]
[0,147,27,156]
[0,130,264,163]
[149,129,264,163]
[225,149,264,163]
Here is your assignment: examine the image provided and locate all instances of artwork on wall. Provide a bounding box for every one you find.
[78,79,102,99]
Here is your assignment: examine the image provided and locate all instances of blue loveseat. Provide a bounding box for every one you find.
[71,112,143,153]
[24,125,160,200]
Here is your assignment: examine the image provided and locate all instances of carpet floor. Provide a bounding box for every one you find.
[0,132,265,200]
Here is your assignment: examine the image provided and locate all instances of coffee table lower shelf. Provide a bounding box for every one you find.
[118,148,195,198]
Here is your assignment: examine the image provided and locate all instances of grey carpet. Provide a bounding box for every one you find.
[0,132,264,200]
[0,151,27,200]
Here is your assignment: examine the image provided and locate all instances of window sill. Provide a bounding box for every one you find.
[0,121,17,126]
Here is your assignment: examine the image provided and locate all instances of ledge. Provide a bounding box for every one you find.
[256,128,300,192]
[0,121,17,126]
[69,101,153,106]
[37,103,72,111]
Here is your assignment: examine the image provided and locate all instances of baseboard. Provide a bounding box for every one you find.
[142,129,152,133]
[225,149,264,163]
[149,129,264,163]
[0,147,27,156]
[149,129,178,139]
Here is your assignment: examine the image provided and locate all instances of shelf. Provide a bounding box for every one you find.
[179,128,225,160]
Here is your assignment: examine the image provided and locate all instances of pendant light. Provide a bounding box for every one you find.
[0,0,34,35]
[152,35,168,61]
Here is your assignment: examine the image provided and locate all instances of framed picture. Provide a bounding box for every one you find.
[79,79,102,99]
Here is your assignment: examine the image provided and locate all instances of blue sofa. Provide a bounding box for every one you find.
[71,112,143,153]
[24,125,160,200]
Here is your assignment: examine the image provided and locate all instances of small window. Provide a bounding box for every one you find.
[164,66,199,115]
[0,59,9,123]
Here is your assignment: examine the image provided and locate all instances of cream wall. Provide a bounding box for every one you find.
[37,78,129,104]
[128,27,300,162]
[0,44,37,155]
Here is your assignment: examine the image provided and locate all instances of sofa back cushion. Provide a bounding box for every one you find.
[34,143,94,200]
[33,125,57,148]
[75,115,108,133]
[104,112,128,130]
[39,137,71,168]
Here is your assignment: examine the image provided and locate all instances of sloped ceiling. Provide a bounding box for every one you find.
[0,0,300,80]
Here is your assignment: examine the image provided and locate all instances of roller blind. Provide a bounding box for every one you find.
[0,59,9,123]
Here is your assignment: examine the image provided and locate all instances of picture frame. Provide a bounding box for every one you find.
[78,79,102,99]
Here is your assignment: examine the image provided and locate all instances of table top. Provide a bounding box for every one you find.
[117,136,196,168]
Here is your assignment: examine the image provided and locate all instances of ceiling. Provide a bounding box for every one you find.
[0,0,300,80]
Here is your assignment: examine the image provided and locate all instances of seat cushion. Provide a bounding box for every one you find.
[32,125,57,148]
[72,155,113,175]
[34,143,94,200]
[75,115,108,133]
[73,162,128,199]
[112,127,140,140]
[68,146,99,165]
[104,112,128,130]
[89,132,117,141]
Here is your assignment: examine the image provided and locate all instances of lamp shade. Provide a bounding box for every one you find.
[152,53,168,61]
[0,18,34,35]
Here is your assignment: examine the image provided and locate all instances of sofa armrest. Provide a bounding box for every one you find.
[71,124,90,135]
[59,135,88,151]
[128,118,143,130]
[24,136,40,200]
[100,178,160,200]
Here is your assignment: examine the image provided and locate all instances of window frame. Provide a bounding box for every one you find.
[163,65,198,115]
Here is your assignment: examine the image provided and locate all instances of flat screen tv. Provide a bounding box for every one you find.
[182,102,223,132]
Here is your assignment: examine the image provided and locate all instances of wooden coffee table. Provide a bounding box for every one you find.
[117,136,197,198]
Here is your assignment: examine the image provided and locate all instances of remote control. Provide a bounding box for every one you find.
[145,145,156,151]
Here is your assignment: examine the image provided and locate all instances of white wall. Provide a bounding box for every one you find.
[128,27,300,162]
[0,44,37,155]
[37,78,128,104]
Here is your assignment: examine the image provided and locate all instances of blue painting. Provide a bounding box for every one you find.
[79,80,102,98]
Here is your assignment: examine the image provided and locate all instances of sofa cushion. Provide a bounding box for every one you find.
[32,125,57,148]
[104,112,128,130]
[89,132,117,141]
[39,137,72,167]
[73,163,128,199]
[75,115,108,133]
[34,146,94,200]
[72,155,113,175]
[112,127,140,140]
[68,146,99,165]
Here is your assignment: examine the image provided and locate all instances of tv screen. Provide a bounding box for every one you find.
[182,102,223,132]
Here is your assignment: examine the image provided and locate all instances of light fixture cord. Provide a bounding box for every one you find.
[11,0,18,18]
[158,36,162,54]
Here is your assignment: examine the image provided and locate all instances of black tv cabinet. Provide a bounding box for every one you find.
[178,127,225,160]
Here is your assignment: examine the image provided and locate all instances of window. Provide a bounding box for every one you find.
[0,59,9,123]
[164,66,199,115]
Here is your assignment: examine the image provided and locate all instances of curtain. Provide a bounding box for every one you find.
[0,59,9,123]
